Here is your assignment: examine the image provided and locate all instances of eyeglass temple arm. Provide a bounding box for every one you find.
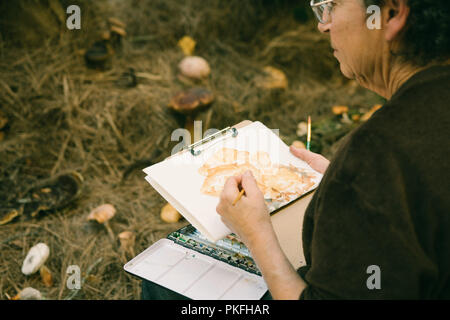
[311,0,334,7]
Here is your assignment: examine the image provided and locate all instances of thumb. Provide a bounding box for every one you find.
[241,170,261,198]
[289,145,314,162]
[289,145,329,174]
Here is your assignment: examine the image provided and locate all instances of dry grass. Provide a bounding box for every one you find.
[0,0,381,300]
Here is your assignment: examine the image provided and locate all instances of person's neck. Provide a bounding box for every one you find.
[362,60,426,100]
[383,62,427,99]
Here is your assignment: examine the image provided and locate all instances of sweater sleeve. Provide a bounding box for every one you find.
[299,128,437,299]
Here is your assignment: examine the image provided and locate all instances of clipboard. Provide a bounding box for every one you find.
[142,120,321,243]
[124,120,315,299]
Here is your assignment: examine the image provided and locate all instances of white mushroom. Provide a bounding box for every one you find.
[21,243,49,275]
[12,287,42,300]
[178,56,211,80]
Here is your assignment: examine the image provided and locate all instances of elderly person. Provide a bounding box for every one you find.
[217,0,450,299]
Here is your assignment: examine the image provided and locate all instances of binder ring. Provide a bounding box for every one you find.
[186,127,238,156]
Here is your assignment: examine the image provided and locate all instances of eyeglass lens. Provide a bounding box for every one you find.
[313,3,332,24]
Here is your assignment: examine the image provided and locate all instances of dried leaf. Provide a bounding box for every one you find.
[40,265,53,287]
[178,36,196,56]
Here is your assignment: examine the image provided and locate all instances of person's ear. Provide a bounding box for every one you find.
[383,0,410,41]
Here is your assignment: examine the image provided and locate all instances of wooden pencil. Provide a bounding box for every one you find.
[232,189,245,206]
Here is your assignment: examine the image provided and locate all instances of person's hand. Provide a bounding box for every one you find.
[216,170,271,245]
[289,145,330,174]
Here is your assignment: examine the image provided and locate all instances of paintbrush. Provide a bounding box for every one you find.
[306,115,311,151]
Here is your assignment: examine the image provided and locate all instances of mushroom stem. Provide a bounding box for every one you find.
[185,115,195,144]
[104,221,115,243]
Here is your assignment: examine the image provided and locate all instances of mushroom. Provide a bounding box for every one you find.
[21,243,49,276]
[257,66,288,90]
[178,56,211,81]
[168,87,214,144]
[341,112,353,124]
[12,287,42,300]
[84,40,113,70]
[332,105,349,115]
[118,231,135,257]
[109,25,127,48]
[160,203,182,223]
[87,204,116,241]
[107,17,126,29]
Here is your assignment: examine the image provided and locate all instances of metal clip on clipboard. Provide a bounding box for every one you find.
[182,126,239,156]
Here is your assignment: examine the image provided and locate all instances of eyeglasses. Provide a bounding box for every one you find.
[310,0,335,24]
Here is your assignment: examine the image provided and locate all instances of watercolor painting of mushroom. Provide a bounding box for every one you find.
[198,148,318,211]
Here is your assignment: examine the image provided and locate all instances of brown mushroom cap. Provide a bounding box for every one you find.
[110,25,127,37]
[107,17,126,29]
[168,87,214,114]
